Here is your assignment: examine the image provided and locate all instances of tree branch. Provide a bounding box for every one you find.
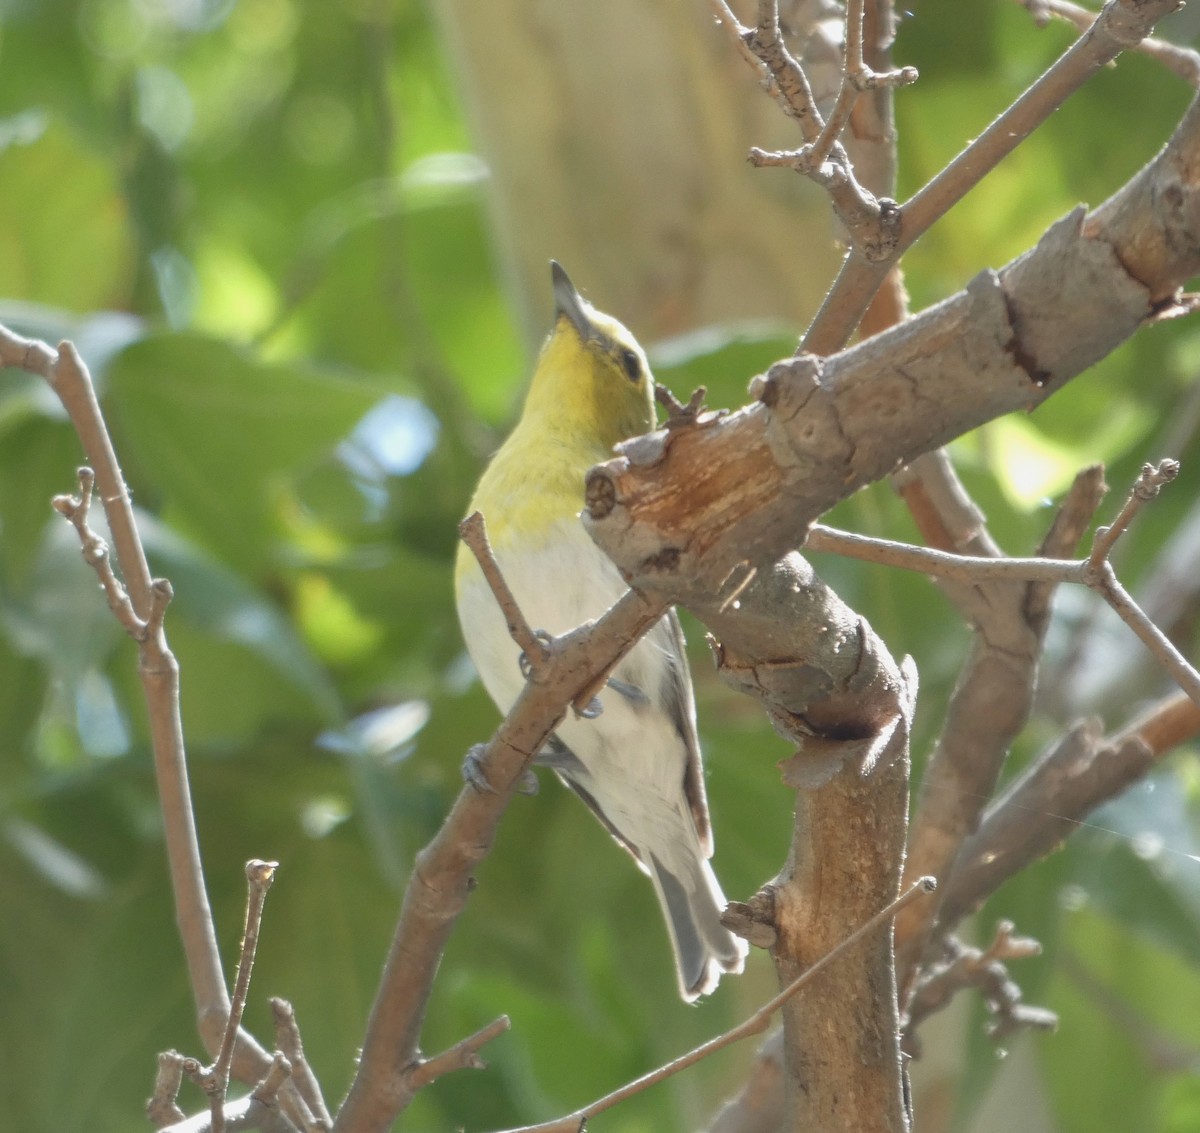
[488,880,934,1133]
[580,43,1200,1125]
[0,328,320,1127]
[585,77,1200,598]
[270,1000,332,1130]
[887,462,1106,989]
[804,460,1200,706]
[1018,0,1200,87]
[203,861,278,1133]
[332,587,667,1133]
[803,0,1185,352]
[933,690,1200,938]
[904,921,1056,1046]
[0,332,228,1029]
[401,1017,512,1095]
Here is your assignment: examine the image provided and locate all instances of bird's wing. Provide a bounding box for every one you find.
[661,608,713,857]
[536,736,646,864]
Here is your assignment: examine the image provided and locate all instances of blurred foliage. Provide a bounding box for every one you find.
[0,1,1198,1131]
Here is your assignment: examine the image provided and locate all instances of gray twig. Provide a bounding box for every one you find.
[807,460,1200,706]
[271,1000,332,1130]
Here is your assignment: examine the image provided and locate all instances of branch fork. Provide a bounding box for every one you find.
[808,459,1200,706]
[713,0,903,256]
[51,465,166,641]
[904,920,1057,1053]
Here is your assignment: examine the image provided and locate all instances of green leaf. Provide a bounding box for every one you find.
[0,119,134,311]
[1043,907,1200,1133]
[106,333,385,573]
[138,511,341,723]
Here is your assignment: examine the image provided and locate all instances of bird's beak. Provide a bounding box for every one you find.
[550,261,594,340]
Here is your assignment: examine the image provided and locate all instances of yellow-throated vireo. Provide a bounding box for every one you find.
[455,263,746,1001]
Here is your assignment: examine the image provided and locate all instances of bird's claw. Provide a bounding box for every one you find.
[516,769,539,795]
[462,744,539,796]
[461,743,496,793]
[518,629,555,679]
[577,696,603,719]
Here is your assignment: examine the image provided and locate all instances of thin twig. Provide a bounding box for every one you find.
[808,524,1082,581]
[488,879,936,1133]
[905,921,1056,1044]
[806,0,918,170]
[1091,561,1200,701]
[51,467,149,637]
[0,327,244,1048]
[459,509,623,719]
[721,0,892,253]
[1089,459,1179,566]
[403,1016,512,1094]
[250,1053,294,1106]
[148,1051,189,1129]
[807,460,1200,706]
[271,1000,332,1130]
[749,0,824,135]
[718,561,758,615]
[208,861,278,1133]
[709,0,770,78]
[459,511,551,677]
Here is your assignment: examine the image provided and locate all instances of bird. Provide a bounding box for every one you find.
[454,261,747,1001]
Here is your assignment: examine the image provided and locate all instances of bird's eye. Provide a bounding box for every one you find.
[619,348,641,382]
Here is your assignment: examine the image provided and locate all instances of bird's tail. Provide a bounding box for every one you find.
[646,849,748,1002]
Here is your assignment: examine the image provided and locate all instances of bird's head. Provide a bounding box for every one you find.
[522,262,656,451]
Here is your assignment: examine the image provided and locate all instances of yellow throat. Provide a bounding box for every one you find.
[458,264,657,562]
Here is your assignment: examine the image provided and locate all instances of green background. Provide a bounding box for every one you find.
[1,2,1199,1131]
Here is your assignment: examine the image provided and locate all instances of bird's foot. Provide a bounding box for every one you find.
[605,676,648,705]
[461,743,495,792]
[462,744,539,795]
[518,629,555,679]
[516,769,539,795]
[576,695,603,719]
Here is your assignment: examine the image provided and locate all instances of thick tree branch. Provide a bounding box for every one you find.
[696,549,918,1131]
[584,86,1200,599]
[577,39,1200,1128]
